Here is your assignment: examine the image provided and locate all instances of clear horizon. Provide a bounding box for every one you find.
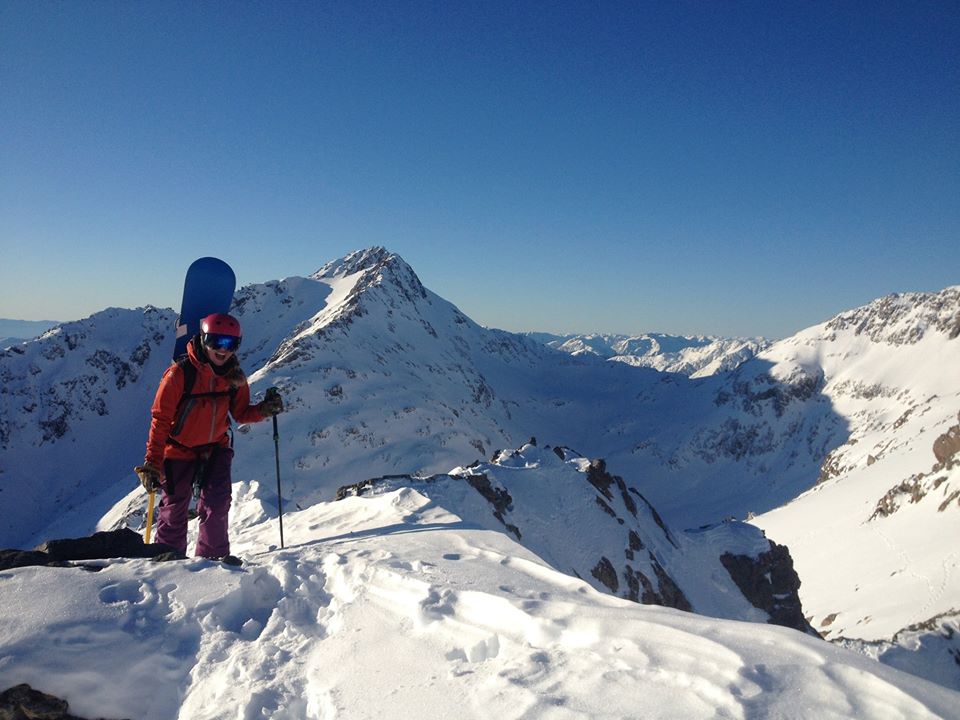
[1,2,957,339]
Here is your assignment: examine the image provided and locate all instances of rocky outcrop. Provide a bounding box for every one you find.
[720,542,819,636]
[0,529,178,571]
[0,683,127,720]
[933,415,960,465]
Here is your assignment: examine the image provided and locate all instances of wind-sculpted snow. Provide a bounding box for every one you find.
[2,488,958,720]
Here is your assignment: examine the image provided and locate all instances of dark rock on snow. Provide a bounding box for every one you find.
[721,542,819,636]
[933,415,960,465]
[0,683,128,720]
[36,528,174,561]
[0,529,178,571]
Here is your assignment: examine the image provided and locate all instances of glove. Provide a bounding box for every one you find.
[259,388,284,417]
[135,462,163,492]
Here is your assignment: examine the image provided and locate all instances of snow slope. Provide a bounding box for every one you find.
[749,292,960,684]
[2,485,958,720]
[622,286,960,688]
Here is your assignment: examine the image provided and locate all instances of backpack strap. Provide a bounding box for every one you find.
[169,354,237,438]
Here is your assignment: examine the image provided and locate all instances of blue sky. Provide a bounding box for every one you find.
[1,1,957,339]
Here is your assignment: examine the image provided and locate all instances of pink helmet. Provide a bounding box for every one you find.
[200,313,242,352]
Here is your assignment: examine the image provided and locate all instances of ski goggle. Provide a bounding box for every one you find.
[202,333,241,352]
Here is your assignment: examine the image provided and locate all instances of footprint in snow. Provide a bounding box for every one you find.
[98,579,147,606]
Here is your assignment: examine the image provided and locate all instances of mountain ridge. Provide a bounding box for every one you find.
[332,440,817,634]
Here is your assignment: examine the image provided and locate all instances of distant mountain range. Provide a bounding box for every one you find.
[1,246,957,690]
[0,319,60,348]
[527,331,768,377]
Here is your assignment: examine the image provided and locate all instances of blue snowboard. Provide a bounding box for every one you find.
[173,257,236,359]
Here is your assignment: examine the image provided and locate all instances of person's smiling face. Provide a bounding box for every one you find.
[204,343,235,367]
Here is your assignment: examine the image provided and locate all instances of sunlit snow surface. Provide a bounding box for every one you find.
[2,488,958,720]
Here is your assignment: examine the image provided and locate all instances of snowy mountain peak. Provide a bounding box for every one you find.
[308,246,430,323]
[312,246,396,279]
[310,246,426,303]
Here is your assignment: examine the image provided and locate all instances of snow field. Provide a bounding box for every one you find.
[5,487,959,720]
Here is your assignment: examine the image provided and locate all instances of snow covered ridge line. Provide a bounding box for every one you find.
[823,286,960,344]
[336,441,818,636]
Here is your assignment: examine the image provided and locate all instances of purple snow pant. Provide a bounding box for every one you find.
[154,447,234,558]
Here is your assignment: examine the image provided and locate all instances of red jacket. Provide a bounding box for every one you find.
[145,338,265,467]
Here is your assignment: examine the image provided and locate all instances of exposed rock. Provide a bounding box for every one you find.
[817,447,846,485]
[870,419,960,518]
[720,542,819,636]
[933,420,960,465]
[939,490,960,513]
[0,549,55,571]
[652,560,693,611]
[335,474,416,500]
[591,557,619,593]
[36,528,176,561]
[463,473,521,540]
[621,557,693,610]
[872,475,927,519]
[1,530,179,571]
[0,683,128,720]
[585,459,615,498]
[821,612,839,628]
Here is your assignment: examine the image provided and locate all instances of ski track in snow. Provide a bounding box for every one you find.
[872,525,940,616]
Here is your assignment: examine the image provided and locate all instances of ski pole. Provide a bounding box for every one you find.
[144,490,156,544]
[267,387,284,549]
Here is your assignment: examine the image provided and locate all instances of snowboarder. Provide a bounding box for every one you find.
[134,313,283,560]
